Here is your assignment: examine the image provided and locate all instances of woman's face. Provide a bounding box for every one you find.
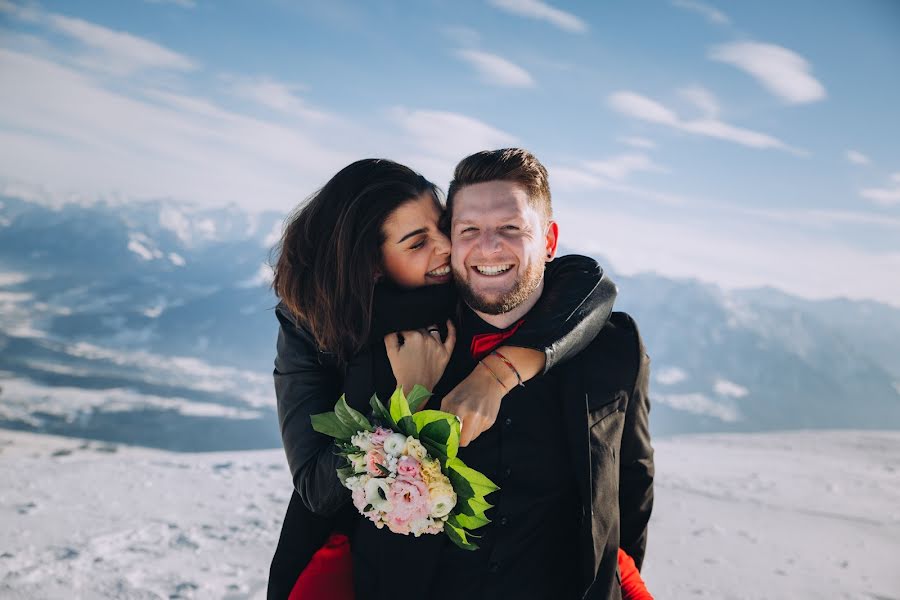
[380,193,452,288]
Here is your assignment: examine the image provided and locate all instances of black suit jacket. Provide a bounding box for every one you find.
[268,257,625,599]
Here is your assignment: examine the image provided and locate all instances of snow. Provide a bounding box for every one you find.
[2,429,897,599]
[0,377,262,425]
[0,272,29,286]
[127,232,163,261]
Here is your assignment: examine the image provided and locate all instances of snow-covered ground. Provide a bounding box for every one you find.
[1,429,898,599]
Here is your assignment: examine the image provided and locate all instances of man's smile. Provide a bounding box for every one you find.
[472,264,514,276]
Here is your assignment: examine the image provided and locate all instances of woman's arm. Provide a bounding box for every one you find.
[442,255,617,445]
[274,303,350,516]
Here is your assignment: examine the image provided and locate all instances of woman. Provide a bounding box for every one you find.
[268,159,650,599]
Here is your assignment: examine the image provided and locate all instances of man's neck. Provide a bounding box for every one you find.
[471,279,544,330]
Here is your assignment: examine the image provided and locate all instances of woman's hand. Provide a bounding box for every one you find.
[384,319,456,401]
[440,346,545,446]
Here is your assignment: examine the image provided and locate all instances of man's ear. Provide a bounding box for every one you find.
[544,220,559,261]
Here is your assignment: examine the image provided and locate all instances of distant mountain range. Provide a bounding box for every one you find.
[1,194,898,450]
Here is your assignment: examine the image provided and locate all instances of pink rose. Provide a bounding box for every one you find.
[387,475,430,523]
[370,427,393,447]
[396,455,421,479]
[365,449,388,476]
[351,486,368,513]
[386,514,411,535]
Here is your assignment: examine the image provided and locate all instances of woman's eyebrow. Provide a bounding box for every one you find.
[397,227,427,243]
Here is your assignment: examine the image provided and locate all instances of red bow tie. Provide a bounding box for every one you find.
[469,319,525,360]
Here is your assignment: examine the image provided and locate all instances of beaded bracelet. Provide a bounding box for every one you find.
[478,359,509,391]
[491,349,525,388]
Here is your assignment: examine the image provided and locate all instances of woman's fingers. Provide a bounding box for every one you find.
[443,319,456,355]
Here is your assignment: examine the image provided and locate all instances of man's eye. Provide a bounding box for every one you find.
[461,227,478,233]
[502,225,519,231]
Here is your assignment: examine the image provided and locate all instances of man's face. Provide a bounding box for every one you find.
[450,180,558,315]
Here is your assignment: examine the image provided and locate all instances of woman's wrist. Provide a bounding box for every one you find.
[479,354,518,392]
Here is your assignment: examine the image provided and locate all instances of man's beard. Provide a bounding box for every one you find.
[453,261,544,315]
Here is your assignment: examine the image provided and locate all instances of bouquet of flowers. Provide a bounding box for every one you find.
[311,385,498,550]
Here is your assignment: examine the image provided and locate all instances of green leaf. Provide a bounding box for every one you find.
[421,438,448,463]
[456,495,494,519]
[370,394,397,430]
[311,412,354,440]
[376,463,391,476]
[420,419,451,446]
[406,384,432,413]
[336,466,353,486]
[444,520,478,551]
[411,409,455,433]
[446,457,499,498]
[388,386,413,424]
[335,395,373,433]
[397,415,416,438]
[449,511,490,530]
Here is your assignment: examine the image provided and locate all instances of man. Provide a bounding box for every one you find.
[269,149,652,600]
[426,148,654,599]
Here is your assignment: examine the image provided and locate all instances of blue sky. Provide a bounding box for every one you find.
[1,0,899,305]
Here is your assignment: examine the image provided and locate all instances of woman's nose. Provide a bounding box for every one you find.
[434,232,451,256]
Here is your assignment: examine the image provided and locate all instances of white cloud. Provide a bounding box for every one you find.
[618,136,656,150]
[714,378,749,398]
[555,203,900,308]
[608,90,803,154]
[487,0,588,33]
[550,166,687,206]
[0,48,352,211]
[456,49,535,88]
[709,42,826,105]
[845,150,870,165]
[44,13,197,74]
[390,107,517,162]
[583,153,668,181]
[671,0,730,25]
[655,392,741,422]
[441,25,481,47]
[679,84,719,118]
[223,75,332,121]
[656,366,689,385]
[144,0,196,7]
[860,172,900,206]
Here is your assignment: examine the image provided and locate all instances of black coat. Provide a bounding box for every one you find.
[268,256,625,599]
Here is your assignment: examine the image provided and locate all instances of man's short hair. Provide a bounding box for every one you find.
[446,148,552,224]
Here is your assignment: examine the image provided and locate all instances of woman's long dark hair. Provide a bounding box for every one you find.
[272,159,441,363]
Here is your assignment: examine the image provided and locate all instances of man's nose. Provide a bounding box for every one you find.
[478,230,502,254]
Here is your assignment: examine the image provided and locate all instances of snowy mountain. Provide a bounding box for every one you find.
[1,196,899,450]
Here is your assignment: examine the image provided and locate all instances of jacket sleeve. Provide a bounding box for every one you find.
[274,303,350,516]
[618,316,654,570]
[504,254,618,373]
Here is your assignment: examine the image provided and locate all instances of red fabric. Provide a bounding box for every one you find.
[288,533,354,600]
[469,319,525,360]
[618,548,653,600]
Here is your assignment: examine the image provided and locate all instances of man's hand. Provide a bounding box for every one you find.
[385,320,456,399]
[440,359,507,446]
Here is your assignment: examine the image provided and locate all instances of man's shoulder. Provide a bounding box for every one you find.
[565,311,644,384]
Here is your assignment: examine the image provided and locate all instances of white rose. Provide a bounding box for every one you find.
[405,437,428,461]
[351,432,373,452]
[364,477,393,512]
[429,488,457,519]
[348,453,367,473]
[383,433,408,457]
